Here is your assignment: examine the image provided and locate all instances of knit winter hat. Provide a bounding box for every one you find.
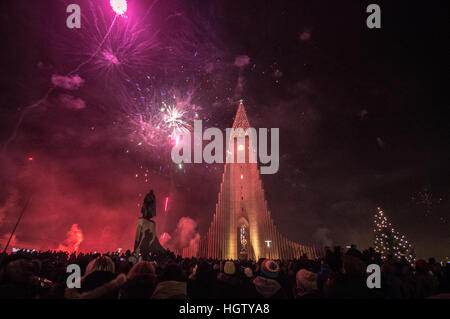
[224,261,236,275]
[260,259,279,279]
[296,269,318,293]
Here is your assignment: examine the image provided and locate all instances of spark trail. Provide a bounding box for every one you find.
[1,4,124,153]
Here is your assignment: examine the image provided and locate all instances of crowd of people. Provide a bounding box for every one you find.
[0,245,449,299]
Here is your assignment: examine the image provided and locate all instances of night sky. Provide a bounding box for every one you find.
[0,1,448,260]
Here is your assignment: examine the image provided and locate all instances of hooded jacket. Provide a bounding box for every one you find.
[251,276,285,299]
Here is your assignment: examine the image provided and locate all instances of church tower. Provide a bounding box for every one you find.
[182,101,321,260]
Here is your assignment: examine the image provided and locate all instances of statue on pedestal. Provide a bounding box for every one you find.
[133,190,164,259]
[141,190,156,220]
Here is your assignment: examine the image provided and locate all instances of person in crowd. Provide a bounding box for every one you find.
[250,259,286,299]
[295,269,321,299]
[120,261,157,299]
[414,259,439,299]
[346,244,363,260]
[152,263,187,299]
[215,261,242,298]
[324,255,377,299]
[65,255,126,299]
[188,261,217,299]
[0,258,53,298]
[1,247,450,299]
[380,258,404,299]
[317,258,330,292]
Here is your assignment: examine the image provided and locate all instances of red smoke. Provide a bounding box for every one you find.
[0,234,17,252]
[0,150,146,253]
[0,187,19,226]
[159,232,172,247]
[187,233,200,256]
[161,217,200,251]
[57,224,84,253]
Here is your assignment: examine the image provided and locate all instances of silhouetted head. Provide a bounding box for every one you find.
[159,263,184,282]
[128,261,155,280]
[342,255,366,276]
[415,259,429,273]
[196,261,213,278]
[86,255,115,275]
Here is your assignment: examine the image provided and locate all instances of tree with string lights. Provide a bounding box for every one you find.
[373,207,416,266]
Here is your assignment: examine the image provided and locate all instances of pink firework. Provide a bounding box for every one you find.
[164,197,169,212]
[110,0,127,16]
[102,50,120,65]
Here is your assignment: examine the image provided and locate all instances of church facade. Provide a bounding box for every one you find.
[180,102,321,260]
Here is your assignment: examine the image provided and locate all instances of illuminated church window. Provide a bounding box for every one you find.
[240,225,248,252]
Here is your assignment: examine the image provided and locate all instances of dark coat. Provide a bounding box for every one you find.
[120,274,156,299]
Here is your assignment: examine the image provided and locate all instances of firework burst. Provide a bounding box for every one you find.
[56,1,161,94]
[110,0,127,16]
[122,80,198,149]
[411,187,443,216]
[163,103,190,140]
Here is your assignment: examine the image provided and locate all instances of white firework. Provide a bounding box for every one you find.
[163,103,190,140]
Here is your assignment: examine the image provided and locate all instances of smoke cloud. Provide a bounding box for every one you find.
[313,227,333,247]
[159,232,172,247]
[59,94,86,110]
[234,55,250,68]
[51,74,85,90]
[162,217,200,251]
[299,29,312,41]
[57,224,84,253]
[187,232,200,256]
[0,187,19,225]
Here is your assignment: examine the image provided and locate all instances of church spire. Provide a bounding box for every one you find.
[232,99,250,131]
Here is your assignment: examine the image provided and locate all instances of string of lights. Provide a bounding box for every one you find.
[374,207,416,266]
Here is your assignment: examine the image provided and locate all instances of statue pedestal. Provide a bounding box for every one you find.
[134,218,164,258]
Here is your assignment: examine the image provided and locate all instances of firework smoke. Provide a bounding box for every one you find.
[162,217,199,251]
[57,224,84,253]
